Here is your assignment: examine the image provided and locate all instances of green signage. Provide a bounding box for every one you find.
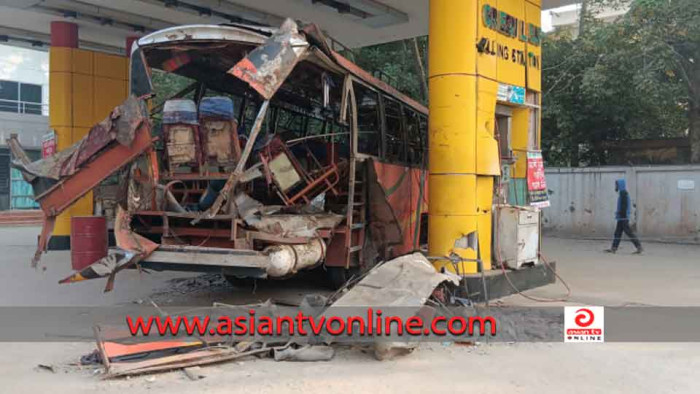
[482,4,541,47]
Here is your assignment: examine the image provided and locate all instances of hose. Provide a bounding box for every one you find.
[493,118,572,303]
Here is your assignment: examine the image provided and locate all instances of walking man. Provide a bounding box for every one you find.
[605,179,643,254]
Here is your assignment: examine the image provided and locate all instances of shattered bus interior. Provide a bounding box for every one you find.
[11,19,429,290]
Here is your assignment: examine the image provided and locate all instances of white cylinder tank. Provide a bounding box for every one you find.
[264,239,326,278]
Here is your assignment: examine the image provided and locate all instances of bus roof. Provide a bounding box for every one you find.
[135,22,427,115]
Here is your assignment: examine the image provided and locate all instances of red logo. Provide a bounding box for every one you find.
[565,306,604,342]
[574,308,595,327]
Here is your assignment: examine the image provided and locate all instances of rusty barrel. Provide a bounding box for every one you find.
[71,216,107,271]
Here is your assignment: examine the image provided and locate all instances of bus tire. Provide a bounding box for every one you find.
[325,266,358,289]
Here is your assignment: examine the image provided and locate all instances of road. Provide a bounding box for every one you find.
[0,226,699,393]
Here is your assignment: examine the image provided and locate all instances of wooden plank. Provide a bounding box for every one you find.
[105,347,270,378]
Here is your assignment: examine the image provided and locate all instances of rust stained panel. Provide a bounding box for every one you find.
[58,208,159,291]
[229,19,309,100]
[14,97,147,182]
[32,127,153,268]
[367,160,403,247]
[72,97,146,172]
[114,207,159,257]
[203,120,236,165]
[37,125,153,217]
[165,125,198,165]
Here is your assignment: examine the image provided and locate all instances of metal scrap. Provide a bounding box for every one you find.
[59,207,159,292]
[195,100,270,223]
[230,192,342,237]
[229,18,310,100]
[248,213,344,238]
[17,97,152,268]
[329,253,459,307]
[12,96,147,182]
[103,346,271,379]
[323,253,459,359]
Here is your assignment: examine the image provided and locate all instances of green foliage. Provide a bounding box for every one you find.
[150,69,196,108]
[543,0,698,166]
[352,37,428,104]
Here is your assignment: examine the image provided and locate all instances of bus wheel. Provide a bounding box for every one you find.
[325,266,359,290]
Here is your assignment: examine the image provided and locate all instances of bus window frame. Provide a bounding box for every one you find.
[418,114,428,169]
[380,94,408,165]
[403,105,423,168]
[352,79,383,159]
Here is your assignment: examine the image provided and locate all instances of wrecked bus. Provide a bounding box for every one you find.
[12,20,428,290]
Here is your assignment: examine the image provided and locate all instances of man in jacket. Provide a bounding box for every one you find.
[605,179,643,254]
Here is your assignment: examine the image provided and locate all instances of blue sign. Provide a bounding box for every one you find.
[497,84,526,105]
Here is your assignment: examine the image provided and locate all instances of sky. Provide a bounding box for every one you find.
[542,4,581,32]
[0,44,49,87]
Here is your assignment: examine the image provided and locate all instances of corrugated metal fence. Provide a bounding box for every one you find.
[543,165,700,243]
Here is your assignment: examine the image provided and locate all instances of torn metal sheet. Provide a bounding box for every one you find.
[323,253,457,359]
[195,100,270,223]
[59,207,159,291]
[13,96,147,182]
[233,192,266,222]
[228,18,309,100]
[248,213,344,238]
[30,126,153,268]
[32,215,56,268]
[59,249,135,285]
[6,134,34,180]
[239,163,264,183]
[329,253,459,307]
[232,193,340,238]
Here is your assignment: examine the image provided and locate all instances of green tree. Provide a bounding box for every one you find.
[353,36,428,104]
[621,0,700,162]
[542,0,697,166]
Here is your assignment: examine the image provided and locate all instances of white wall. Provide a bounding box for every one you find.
[0,112,48,149]
[0,44,49,108]
[544,166,700,243]
[0,45,49,149]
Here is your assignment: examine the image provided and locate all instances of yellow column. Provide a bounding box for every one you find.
[49,34,128,249]
[429,0,545,274]
[429,0,484,274]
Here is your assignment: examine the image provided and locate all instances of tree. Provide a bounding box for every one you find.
[542,0,697,166]
[352,37,428,105]
[620,0,700,162]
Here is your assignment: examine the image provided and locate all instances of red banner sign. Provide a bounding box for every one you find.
[42,130,56,158]
[526,151,549,208]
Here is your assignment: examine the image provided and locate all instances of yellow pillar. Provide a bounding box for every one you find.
[48,22,128,249]
[428,0,541,273]
[428,0,483,274]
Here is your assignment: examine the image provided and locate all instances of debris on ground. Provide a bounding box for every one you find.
[36,364,56,373]
[327,253,459,307]
[181,366,206,381]
[273,345,335,362]
[83,252,458,378]
[324,252,459,360]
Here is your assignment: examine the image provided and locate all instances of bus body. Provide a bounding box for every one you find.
[62,20,430,287]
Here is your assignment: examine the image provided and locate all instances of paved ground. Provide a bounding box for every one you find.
[1,226,699,393]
